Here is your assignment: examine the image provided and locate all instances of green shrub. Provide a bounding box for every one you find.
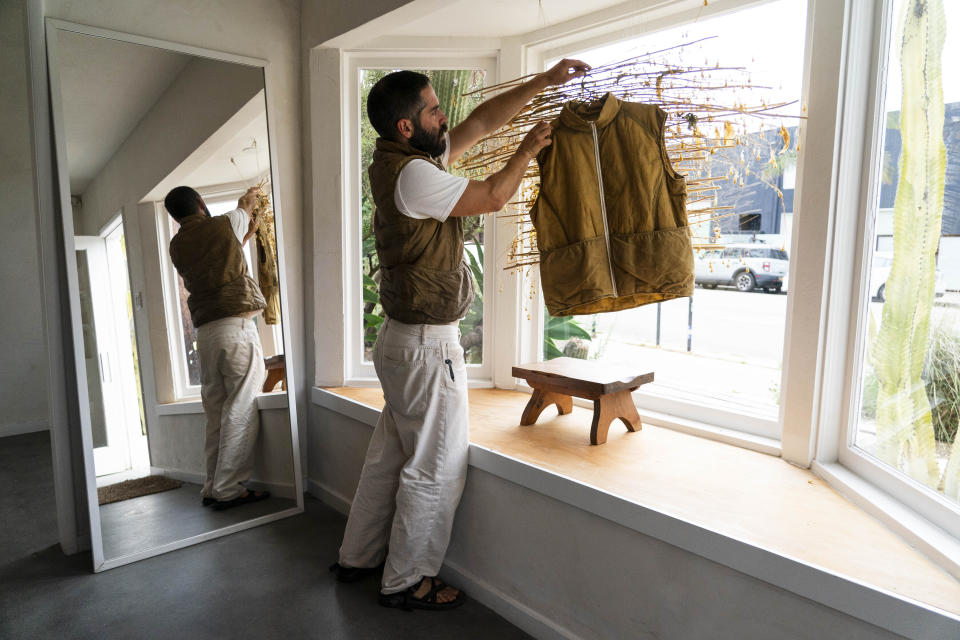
[863,314,960,445]
[924,317,960,444]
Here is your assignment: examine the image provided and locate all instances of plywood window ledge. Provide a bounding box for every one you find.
[311,386,960,637]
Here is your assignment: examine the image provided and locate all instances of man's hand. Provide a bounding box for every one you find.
[243,215,260,245]
[447,59,590,165]
[517,121,553,159]
[238,186,261,214]
[542,58,591,87]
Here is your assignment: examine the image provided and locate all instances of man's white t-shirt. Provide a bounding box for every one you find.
[224,208,249,244]
[394,132,469,223]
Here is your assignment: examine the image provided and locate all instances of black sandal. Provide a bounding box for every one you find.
[329,561,383,583]
[378,577,466,611]
[212,489,270,511]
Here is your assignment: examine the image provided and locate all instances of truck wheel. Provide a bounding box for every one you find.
[735,272,756,292]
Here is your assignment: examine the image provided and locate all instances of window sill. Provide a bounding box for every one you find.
[312,385,960,636]
[156,391,288,415]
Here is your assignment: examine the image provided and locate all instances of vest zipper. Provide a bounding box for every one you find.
[589,121,618,297]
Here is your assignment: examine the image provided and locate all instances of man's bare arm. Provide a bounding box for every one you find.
[448,122,552,218]
[237,187,260,246]
[446,58,589,166]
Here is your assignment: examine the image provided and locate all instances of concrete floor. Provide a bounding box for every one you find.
[100,482,296,560]
[0,432,531,639]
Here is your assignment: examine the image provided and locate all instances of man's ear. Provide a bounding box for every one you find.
[396,118,414,140]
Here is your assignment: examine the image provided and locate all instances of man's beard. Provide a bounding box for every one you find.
[409,121,447,158]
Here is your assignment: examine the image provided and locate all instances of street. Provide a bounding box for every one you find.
[562,287,788,417]
[561,288,960,418]
[584,286,788,367]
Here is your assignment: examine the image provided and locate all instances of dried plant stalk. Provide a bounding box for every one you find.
[453,42,802,270]
[251,178,282,325]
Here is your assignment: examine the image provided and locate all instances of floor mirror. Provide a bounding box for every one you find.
[45,19,303,571]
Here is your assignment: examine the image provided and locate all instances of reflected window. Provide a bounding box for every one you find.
[166,194,259,394]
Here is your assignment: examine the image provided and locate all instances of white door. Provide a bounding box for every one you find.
[102,225,149,471]
[77,227,150,478]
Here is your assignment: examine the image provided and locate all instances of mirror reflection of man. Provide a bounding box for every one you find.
[331,59,589,610]
[165,185,271,510]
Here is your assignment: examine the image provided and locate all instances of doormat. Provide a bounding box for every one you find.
[98,476,183,505]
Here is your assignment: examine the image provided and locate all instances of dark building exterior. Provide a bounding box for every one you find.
[708,102,959,239]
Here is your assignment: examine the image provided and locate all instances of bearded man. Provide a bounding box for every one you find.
[332,60,589,610]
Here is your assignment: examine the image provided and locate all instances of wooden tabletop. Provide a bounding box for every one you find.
[512,357,654,398]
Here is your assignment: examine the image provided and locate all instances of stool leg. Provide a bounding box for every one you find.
[590,390,641,445]
[521,388,573,426]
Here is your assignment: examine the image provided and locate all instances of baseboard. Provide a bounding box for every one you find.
[152,467,297,500]
[0,421,48,437]
[307,478,352,515]
[440,559,582,640]
[307,477,576,640]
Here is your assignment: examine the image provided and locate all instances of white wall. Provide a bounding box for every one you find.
[0,0,49,437]
[73,57,263,236]
[299,0,415,393]
[308,406,907,640]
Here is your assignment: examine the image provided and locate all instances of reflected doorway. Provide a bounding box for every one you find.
[75,217,148,480]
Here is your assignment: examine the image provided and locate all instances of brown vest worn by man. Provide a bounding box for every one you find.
[531,92,695,316]
[169,213,266,327]
[369,137,474,325]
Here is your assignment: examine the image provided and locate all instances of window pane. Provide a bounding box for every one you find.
[167,195,257,392]
[543,0,805,419]
[854,0,959,504]
[169,217,201,387]
[359,68,486,363]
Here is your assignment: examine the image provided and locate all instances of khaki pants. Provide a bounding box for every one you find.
[197,317,265,501]
[339,317,469,594]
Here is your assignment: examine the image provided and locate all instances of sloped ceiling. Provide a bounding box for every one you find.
[56,30,191,194]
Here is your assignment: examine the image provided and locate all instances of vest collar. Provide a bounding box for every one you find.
[179,213,208,226]
[558,92,621,132]
[375,137,440,163]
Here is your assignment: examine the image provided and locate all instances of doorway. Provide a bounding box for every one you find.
[74,216,149,479]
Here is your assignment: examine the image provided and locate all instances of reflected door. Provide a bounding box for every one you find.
[75,233,146,476]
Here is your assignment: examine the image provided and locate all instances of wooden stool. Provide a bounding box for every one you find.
[263,354,286,392]
[512,357,654,445]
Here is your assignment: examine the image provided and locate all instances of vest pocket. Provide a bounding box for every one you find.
[540,236,615,316]
[610,227,695,295]
[379,263,475,324]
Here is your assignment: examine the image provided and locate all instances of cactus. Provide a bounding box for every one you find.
[872,0,946,490]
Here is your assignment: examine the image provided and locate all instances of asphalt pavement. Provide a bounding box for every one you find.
[558,287,960,418]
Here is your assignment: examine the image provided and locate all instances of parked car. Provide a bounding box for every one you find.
[694,244,789,293]
[870,252,946,301]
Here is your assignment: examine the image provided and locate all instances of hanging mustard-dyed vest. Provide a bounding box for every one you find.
[531,93,694,316]
[368,138,474,325]
[169,213,266,327]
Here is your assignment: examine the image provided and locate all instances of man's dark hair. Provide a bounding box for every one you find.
[164,186,202,221]
[367,71,431,140]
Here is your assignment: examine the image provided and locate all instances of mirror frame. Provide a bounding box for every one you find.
[45,18,304,572]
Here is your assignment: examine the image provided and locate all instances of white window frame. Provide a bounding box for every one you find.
[342,51,499,386]
[157,182,275,400]
[328,0,960,576]
[157,202,200,400]
[809,0,960,567]
[511,0,797,442]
